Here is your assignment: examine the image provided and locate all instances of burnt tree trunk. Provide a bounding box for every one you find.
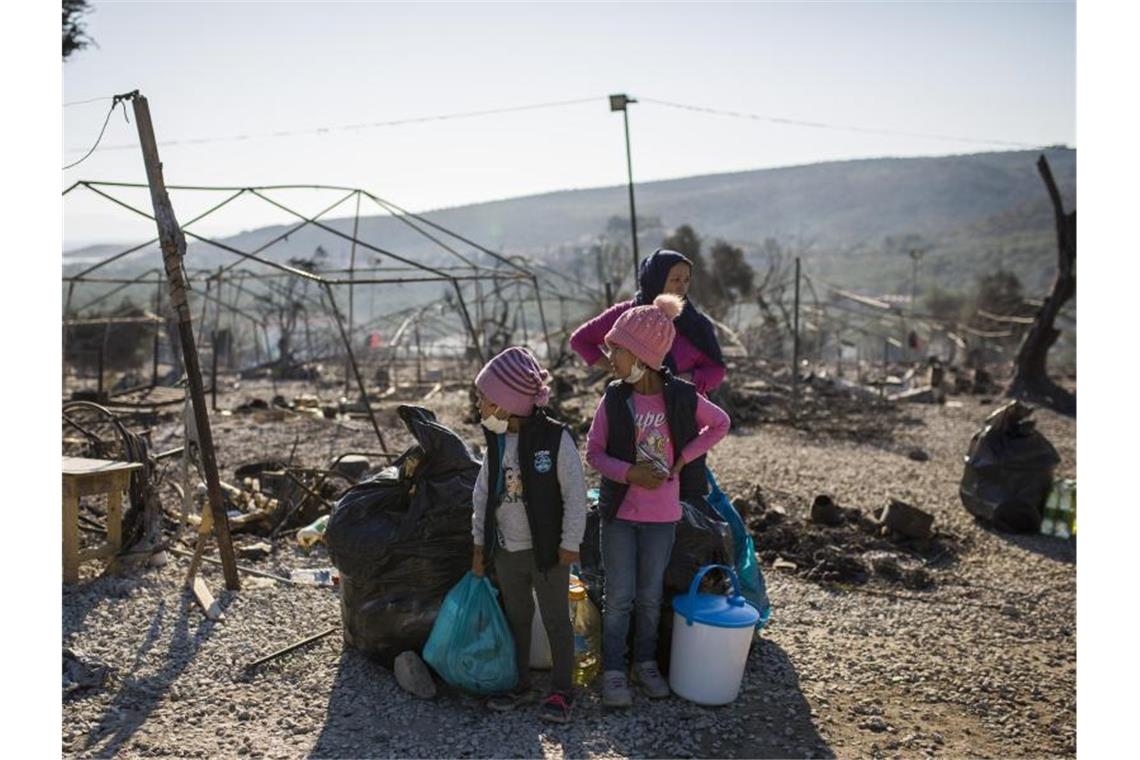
[1005,155,1076,416]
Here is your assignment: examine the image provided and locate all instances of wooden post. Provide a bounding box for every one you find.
[96,332,105,399]
[130,94,240,590]
[792,257,801,406]
[882,338,888,399]
[414,320,423,384]
[211,330,219,411]
[62,480,80,584]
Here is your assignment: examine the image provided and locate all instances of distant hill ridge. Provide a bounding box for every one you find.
[65,147,1075,295]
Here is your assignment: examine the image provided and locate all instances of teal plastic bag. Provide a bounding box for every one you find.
[422,572,517,694]
[706,467,772,627]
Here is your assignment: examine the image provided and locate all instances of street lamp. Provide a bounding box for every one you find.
[610,93,640,281]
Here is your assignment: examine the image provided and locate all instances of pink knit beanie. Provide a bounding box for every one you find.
[604,294,684,370]
[475,346,552,416]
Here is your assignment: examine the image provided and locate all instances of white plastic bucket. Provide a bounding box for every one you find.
[668,564,759,706]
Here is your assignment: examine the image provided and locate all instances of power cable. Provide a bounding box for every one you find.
[65,95,603,155]
[63,90,138,171]
[64,96,114,108]
[638,96,1042,150]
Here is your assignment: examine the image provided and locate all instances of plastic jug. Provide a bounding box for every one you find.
[570,581,601,687]
[297,515,330,549]
[669,564,759,705]
[1040,478,1076,538]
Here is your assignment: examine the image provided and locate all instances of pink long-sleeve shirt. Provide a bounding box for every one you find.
[585,390,731,523]
[569,301,727,395]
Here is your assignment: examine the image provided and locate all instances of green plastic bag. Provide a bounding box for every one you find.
[422,572,517,694]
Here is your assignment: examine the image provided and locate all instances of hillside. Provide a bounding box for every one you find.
[64,147,1076,309]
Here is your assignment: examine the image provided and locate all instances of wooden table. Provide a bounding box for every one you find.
[62,457,143,584]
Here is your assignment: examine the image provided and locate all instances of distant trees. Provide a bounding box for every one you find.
[661,224,754,321]
[567,214,664,307]
[921,285,968,323]
[254,247,328,365]
[63,0,94,60]
[973,269,1025,317]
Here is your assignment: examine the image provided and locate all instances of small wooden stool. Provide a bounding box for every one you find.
[62,456,143,584]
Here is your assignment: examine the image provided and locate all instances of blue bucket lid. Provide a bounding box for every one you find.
[673,564,761,629]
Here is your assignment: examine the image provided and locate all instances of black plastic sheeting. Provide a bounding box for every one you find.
[326,405,479,666]
[960,400,1061,533]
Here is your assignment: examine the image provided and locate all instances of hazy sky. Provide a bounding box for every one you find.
[62,1,1075,247]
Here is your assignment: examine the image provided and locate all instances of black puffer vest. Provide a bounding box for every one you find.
[597,370,708,523]
[482,409,570,572]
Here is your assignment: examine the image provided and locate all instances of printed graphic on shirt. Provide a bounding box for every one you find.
[534,449,552,473]
[633,412,671,473]
[503,466,524,502]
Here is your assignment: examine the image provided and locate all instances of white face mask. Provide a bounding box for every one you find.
[481,414,510,434]
[623,361,647,385]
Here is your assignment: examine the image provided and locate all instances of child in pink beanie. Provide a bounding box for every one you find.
[470,346,587,723]
[585,294,731,707]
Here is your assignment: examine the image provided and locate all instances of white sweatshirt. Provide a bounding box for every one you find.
[471,429,587,553]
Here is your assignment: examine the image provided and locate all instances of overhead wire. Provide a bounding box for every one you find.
[63,99,124,171]
[637,96,1042,150]
[64,95,603,155]
[64,95,114,108]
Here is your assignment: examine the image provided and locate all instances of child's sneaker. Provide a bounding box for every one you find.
[632,661,670,699]
[486,685,540,712]
[601,670,633,707]
[539,690,574,723]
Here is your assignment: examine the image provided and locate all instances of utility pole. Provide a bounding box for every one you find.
[610,94,640,281]
[130,92,240,591]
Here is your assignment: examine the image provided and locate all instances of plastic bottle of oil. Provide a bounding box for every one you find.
[569,581,601,687]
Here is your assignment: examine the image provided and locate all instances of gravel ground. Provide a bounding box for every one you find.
[62,378,1076,758]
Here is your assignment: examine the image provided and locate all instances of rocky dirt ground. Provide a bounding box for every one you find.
[62,372,1076,759]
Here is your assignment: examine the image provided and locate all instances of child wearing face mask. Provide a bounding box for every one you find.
[470,346,587,723]
[584,294,731,708]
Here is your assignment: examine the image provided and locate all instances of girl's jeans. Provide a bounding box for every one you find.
[601,518,677,672]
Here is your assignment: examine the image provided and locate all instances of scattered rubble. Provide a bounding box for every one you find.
[880,498,934,540]
[237,541,273,561]
[907,447,930,462]
[63,648,110,696]
[809,494,844,526]
[742,486,954,591]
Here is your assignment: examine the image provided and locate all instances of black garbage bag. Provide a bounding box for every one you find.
[960,400,1061,533]
[326,405,479,665]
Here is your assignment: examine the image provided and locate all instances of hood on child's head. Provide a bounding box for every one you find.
[636,249,692,303]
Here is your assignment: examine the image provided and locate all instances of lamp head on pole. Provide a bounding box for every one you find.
[609,93,637,112]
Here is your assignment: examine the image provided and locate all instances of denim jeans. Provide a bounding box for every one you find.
[601,518,677,671]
